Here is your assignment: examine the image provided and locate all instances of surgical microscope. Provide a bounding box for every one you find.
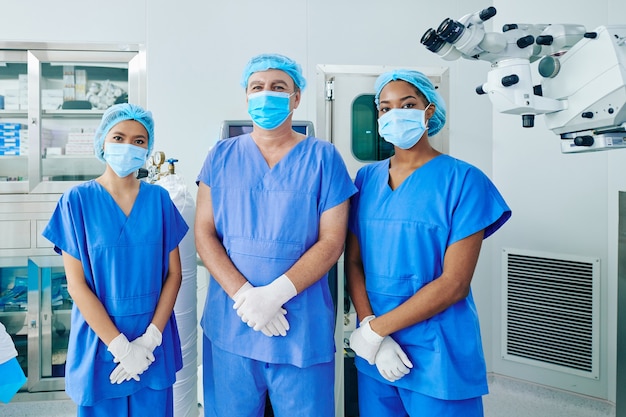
[420,6,626,153]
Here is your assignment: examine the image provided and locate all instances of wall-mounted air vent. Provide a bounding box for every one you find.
[502,248,600,379]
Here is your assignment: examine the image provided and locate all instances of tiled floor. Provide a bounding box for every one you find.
[0,374,616,417]
[483,375,615,417]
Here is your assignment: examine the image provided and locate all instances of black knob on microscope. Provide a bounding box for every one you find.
[501,75,519,87]
[574,136,594,146]
[517,35,536,49]
[522,114,535,128]
[536,35,554,45]
[502,24,517,32]
[479,6,497,21]
[582,112,594,119]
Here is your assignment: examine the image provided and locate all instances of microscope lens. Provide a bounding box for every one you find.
[421,28,446,53]
[437,18,465,43]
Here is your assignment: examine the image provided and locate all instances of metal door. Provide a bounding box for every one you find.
[27,255,70,392]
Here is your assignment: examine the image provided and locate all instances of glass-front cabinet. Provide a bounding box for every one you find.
[0,42,146,194]
[0,42,145,398]
[0,256,71,394]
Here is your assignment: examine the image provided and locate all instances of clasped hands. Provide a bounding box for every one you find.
[232,274,297,337]
[349,315,414,382]
[107,323,162,384]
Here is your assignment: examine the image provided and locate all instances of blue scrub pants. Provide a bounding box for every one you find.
[357,371,484,417]
[77,386,173,417]
[203,335,335,417]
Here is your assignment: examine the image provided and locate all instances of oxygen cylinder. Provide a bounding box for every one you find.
[157,170,198,417]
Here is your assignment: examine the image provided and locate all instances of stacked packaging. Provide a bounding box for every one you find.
[0,123,26,156]
[65,127,96,155]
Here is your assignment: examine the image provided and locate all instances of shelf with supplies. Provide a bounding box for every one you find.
[0,41,146,195]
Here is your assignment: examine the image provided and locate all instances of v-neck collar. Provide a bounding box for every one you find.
[245,134,310,172]
[93,179,144,219]
[384,154,444,192]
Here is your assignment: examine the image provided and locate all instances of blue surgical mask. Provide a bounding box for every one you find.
[378,106,431,150]
[103,143,148,178]
[247,91,293,130]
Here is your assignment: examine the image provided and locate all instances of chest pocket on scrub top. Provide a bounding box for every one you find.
[226,237,303,287]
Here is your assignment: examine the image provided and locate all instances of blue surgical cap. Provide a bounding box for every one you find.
[240,53,307,91]
[374,69,446,136]
[94,103,154,162]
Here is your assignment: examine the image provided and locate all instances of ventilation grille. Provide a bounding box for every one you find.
[502,248,599,379]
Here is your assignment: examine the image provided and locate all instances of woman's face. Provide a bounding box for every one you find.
[103,120,149,150]
[377,80,429,118]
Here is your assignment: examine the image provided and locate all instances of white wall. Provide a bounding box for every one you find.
[490,0,626,402]
[3,0,624,404]
[0,1,146,43]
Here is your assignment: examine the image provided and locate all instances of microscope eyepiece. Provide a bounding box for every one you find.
[436,18,465,44]
[421,28,447,53]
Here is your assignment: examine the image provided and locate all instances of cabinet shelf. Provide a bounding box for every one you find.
[42,109,105,119]
[0,110,27,118]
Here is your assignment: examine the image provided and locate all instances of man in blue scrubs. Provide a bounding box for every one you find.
[195,53,356,417]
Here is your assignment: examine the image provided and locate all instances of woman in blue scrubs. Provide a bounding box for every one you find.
[43,104,188,417]
[346,70,511,417]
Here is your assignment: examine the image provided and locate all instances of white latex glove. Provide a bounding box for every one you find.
[110,324,162,384]
[233,275,297,331]
[107,333,154,384]
[375,336,413,382]
[232,282,291,336]
[349,315,384,365]
[260,308,290,337]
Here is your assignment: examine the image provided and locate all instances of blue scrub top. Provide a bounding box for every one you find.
[42,180,189,406]
[197,134,356,367]
[349,155,511,400]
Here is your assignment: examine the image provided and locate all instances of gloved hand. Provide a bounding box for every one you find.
[349,315,384,365]
[260,308,290,337]
[375,336,413,382]
[110,324,162,384]
[107,332,154,384]
[232,282,291,336]
[233,275,297,331]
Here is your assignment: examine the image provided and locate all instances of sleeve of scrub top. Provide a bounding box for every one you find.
[195,144,217,187]
[318,146,357,213]
[448,166,511,246]
[348,167,365,235]
[42,190,83,260]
